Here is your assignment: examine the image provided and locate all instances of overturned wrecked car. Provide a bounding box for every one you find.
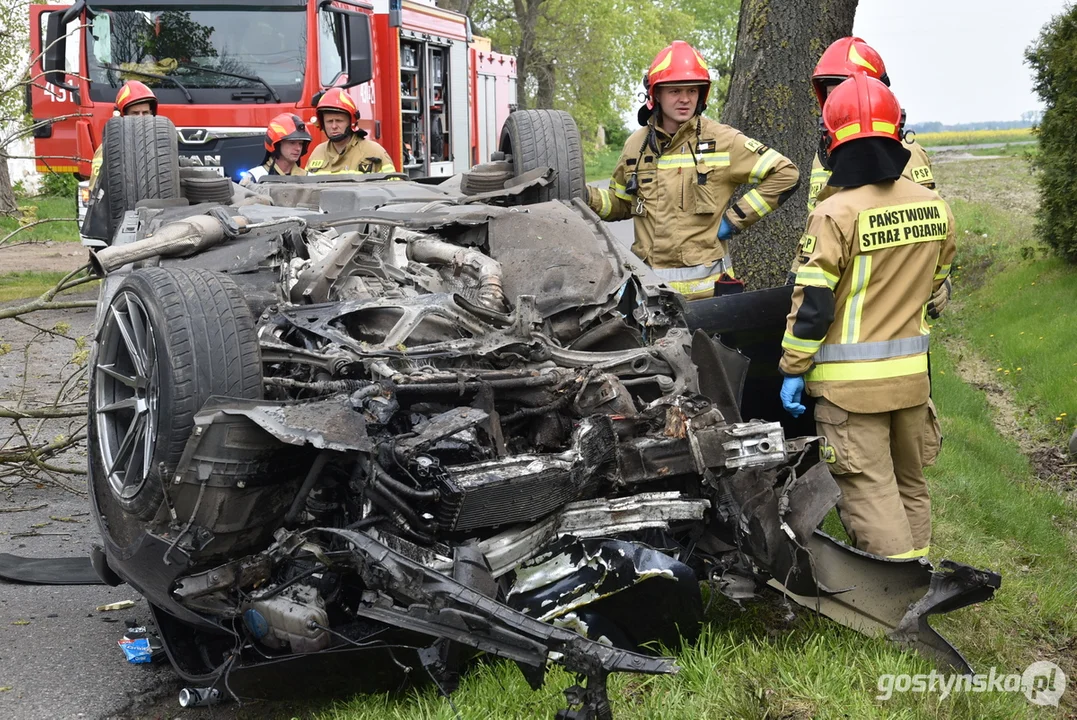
[84,113,1001,718]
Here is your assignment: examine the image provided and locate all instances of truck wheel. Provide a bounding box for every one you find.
[499,109,585,203]
[89,268,262,520]
[102,116,181,238]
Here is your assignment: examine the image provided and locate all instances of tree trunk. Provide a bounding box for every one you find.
[0,152,18,217]
[722,0,858,289]
[535,58,556,109]
[512,0,545,111]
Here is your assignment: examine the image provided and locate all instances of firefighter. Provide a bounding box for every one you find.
[88,81,157,189]
[306,88,395,175]
[778,74,956,559]
[793,37,951,319]
[242,113,311,184]
[586,41,800,299]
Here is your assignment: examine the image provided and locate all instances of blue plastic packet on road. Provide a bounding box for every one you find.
[118,636,154,663]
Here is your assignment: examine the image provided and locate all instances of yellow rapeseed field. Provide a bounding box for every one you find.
[914,127,1035,146]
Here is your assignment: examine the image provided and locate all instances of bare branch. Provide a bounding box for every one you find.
[0,405,87,420]
[0,218,78,247]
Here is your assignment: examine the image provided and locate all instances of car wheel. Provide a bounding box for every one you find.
[90,267,262,520]
[102,116,181,239]
[499,109,585,203]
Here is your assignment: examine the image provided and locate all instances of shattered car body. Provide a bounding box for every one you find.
[86,169,1000,717]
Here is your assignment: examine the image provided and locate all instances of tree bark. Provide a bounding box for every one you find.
[0,151,18,217]
[722,0,858,289]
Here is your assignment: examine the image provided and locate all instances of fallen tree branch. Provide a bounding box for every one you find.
[0,405,87,419]
[0,265,99,320]
[0,503,48,513]
[0,218,79,247]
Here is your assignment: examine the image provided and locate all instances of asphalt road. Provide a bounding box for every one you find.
[0,301,186,720]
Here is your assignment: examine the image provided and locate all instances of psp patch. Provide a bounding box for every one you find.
[910,165,934,184]
[799,234,817,254]
[744,137,768,154]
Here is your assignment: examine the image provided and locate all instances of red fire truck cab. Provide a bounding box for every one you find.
[31,0,517,183]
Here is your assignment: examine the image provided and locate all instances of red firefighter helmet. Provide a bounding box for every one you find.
[812,37,889,109]
[822,74,902,154]
[114,81,157,115]
[264,113,312,154]
[316,88,360,124]
[315,87,361,141]
[638,41,711,124]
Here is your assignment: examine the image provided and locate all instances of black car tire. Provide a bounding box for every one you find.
[89,268,262,520]
[180,175,235,205]
[102,116,181,238]
[499,109,585,203]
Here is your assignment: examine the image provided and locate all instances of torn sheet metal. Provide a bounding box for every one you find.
[770,531,1002,673]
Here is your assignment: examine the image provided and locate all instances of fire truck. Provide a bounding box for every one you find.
[29,0,518,194]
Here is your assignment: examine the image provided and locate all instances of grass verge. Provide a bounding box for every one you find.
[0,271,74,303]
[0,196,80,245]
[934,154,1077,445]
[585,146,620,182]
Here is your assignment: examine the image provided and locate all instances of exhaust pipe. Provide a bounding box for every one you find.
[90,212,249,275]
[407,236,507,311]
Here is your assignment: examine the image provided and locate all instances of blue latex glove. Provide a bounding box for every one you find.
[718,217,735,242]
[780,376,806,418]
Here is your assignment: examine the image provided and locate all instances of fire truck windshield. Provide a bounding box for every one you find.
[86,6,307,105]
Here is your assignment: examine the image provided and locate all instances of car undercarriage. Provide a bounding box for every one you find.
[83,116,1001,719]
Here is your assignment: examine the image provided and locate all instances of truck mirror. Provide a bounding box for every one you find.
[43,11,68,87]
[343,12,373,88]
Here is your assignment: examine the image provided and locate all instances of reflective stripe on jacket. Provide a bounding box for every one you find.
[780,177,957,414]
[585,116,799,270]
[306,135,396,175]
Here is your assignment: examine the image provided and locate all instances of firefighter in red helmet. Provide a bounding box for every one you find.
[793,38,950,318]
[779,74,956,560]
[585,41,800,299]
[306,88,395,175]
[89,81,158,189]
[243,113,311,184]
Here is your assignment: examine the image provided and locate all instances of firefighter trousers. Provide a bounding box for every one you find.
[814,398,932,558]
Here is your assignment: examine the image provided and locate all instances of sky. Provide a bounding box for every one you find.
[853,0,1070,125]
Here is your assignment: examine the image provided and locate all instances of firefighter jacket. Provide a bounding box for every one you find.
[780,177,956,414]
[306,134,396,175]
[89,145,103,190]
[586,116,799,270]
[240,159,307,187]
[807,137,934,211]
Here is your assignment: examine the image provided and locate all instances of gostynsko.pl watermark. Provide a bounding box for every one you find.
[877,661,1067,706]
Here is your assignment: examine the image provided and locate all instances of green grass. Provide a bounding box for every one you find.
[0,271,73,302]
[585,146,620,182]
[933,153,1076,442]
[916,128,1036,147]
[941,249,1077,444]
[0,196,80,245]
